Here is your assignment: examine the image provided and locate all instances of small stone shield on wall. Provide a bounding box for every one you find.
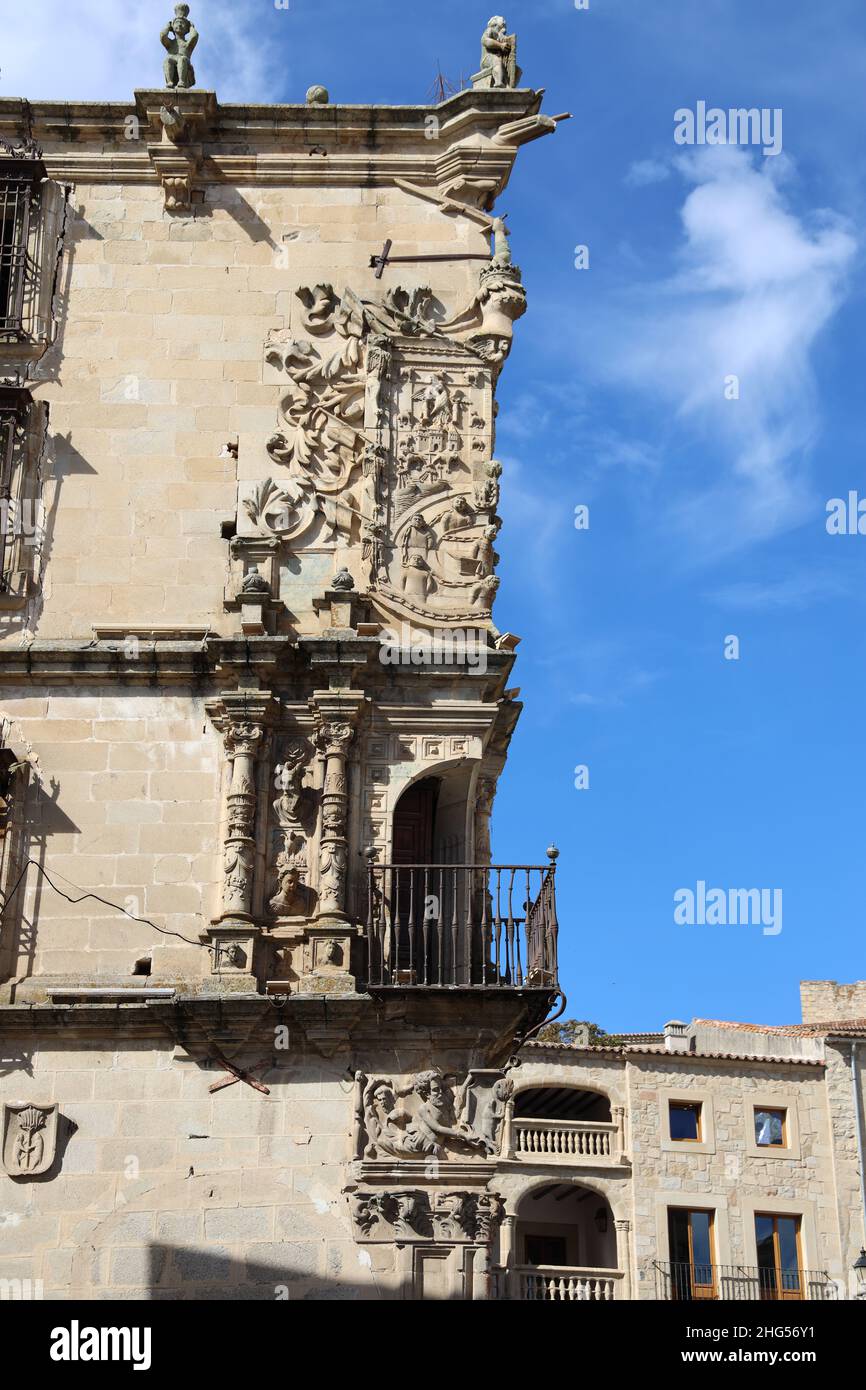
[2,1102,59,1177]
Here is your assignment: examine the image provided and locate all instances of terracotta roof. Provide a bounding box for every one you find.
[522,1041,823,1066]
[695,1017,866,1037]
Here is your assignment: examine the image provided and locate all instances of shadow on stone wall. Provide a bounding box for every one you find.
[146,1244,380,1301]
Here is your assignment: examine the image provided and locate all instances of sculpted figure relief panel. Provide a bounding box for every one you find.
[355,1069,512,1161]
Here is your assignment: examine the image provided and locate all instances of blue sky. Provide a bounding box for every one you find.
[5,0,866,1030]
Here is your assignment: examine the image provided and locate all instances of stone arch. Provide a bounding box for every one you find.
[510,1079,613,1124]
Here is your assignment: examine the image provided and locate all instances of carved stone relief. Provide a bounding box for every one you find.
[235,245,527,635]
[268,738,316,919]
[349,1187,503,1244]
[356,1069,510,1161]
[2,1102,59,1177]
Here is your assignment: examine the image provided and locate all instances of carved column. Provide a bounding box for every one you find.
[499,1211,516,1299]
[306,692,365,984]
[474,776,496,865]
[205,692,275,986]
[614,1218,633,1301]
[315,719,355,921]
[221,721,265,920]
[612,1104,626,1162]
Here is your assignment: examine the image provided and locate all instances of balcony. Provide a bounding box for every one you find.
[508,1265,624,1301]
[511,1118,621,1162]
[362,858,558,991]
[505,1085,627,1166]
[652,1262,837,1302]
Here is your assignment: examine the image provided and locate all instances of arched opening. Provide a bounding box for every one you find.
[367,765,554,989]
[391,763,476,867]
[509,1086,620,1163]
[384,768,480,982]
[392,776,438,867]
[514,1086,612,1124]
[504,1183,622,1301]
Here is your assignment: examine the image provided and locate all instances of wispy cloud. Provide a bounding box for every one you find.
[625,158,672,188]
[705,570,850,611]
[584,146,857,560]
[0,0,285,103]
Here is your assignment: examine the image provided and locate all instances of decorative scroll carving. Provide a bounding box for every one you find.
[357,1070,508,1160]
[2,1103,59,1177]
[234,238,529,632]
[161,173,193,211]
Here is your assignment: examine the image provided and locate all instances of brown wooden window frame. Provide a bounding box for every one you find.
[669,1099,703,1143]
[754,1106,787,1149]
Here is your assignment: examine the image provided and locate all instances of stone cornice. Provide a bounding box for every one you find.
[0,992,551,1060]
[0,635,516,692]
[0,88,556,192]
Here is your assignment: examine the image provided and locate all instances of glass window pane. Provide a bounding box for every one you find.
[777,1217,800,1272]
[691,1211,713,1268]
[668,1209,691,1265]
[755,1109,785,1146]
[670,1102,700,1140]
[755,1215,775,1269]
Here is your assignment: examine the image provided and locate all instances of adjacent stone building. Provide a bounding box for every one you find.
[0,18,863,1302]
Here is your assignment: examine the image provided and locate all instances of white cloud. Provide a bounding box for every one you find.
[583,146,857,558]
[0,0,285,103]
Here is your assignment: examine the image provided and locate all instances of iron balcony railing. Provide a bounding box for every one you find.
[653,1261,837,1302]
[363,853,558,989]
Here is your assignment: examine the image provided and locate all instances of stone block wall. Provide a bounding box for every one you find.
[15,179,489,645]
[801,980,866,1024]
[0,686,221,993]
[0,1040,377,1300]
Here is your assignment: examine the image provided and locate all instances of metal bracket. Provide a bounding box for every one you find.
[369,239,491,280]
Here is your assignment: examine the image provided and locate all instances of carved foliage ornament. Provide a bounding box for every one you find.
[351,1188,504,1243]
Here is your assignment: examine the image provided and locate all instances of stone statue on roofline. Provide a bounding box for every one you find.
[162,4,198,90]
[473,16,522,90]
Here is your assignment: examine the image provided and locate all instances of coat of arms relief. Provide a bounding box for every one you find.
[1,1102,59,1177]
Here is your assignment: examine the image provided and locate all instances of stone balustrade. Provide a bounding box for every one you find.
[512,1265,623,1301]
[511,1117,621,1161]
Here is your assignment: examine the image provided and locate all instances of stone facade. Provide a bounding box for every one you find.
[0,28,864,1303]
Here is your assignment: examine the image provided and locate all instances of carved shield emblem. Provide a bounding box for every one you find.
[2,1102,59,1177]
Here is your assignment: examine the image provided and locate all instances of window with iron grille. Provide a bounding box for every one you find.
[0,386,45,604]
[0,168,36,338]
[0,141,65,350]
